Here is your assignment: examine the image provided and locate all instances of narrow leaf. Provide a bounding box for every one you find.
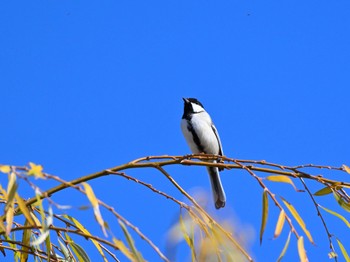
[297,236,308,262]
[31,231,50,246]
[277,231,291,262]
[0,165,11,173]
[260,190,269,245]
[314,187,333,196]
[63,215,107,262]
[343,165,350,174]
[266,175,299,191]
[119,220,144,262]
[333,192,350,212]
[58,239,72,261]
[113,238,135,261]
[20,220,31,262]
[5,203,14,236]
[15,193,35,226]
[70,242,91,262]
[82,182,107,237]
[6,172,17,211]
[281,197,314,244]
[336,238,350,262]
[274,210,286,239]
[319,205,350,228]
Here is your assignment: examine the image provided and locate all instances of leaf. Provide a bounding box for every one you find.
[277,231,291,262]
[281,197,314,244]
[336,238,350,262]
[274,210,286,239]
[119,220,144,262]
[343,165,350,174]
[31,230,50,246]
[314,187,333,196]
[6,172,17,211]
[260,190,269,245]
[297,236,308,262]
[266,175,299,191]
[179,214,196,261]
[27,162,44,179]
[113,238,135,261]
[333,192,350,212]
[20,220,31,262]
[70,242,90,262]
[319,205,350,228]
[5,202,14,236]
[0,165,11,174]
[58,239,73,262]
[15,193,35,226]
[63,215,108,262]
[0,218,6,234]
[82,182,107,237]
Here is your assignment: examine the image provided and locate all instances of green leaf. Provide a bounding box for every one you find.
[319,205,350,228]
[333,192,350,212]
[119,220,144,262]
[281,197,314,244]
[70,242,90,262]
[314,187,333,196]
[277,231,291,262]
[58,239,73,262]
[336,238,350,262]
[63,215,108,262]
[260,190,269,245]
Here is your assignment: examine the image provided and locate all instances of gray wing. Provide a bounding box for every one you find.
[211,124,224,157]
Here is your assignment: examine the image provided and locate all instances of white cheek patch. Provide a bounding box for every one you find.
[191,103,204,113]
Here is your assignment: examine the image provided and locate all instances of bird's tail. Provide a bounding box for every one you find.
[206,166,226,209]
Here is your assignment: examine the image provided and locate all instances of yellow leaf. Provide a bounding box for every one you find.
[6,172,17,211]
[336,238,350,262]
[0,165,11,174]
[343,165,350,174]
[314,187,333,196]
[15,193,35,226]
[319,205,350,228]
[28,162,44,178]
[274,210,285,239]
[5,203,14,236]
[113,238,135,261]
[0,217,6,234]
[260,190,269,245]
[20,220,31,262]
[82,182,98,208]
[281,197,314,244]
[266,175,299,191]
[297,236,308,262]
[277,231,291,262]
[82,183,107,237]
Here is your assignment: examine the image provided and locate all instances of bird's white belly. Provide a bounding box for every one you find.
[181,115,219,155]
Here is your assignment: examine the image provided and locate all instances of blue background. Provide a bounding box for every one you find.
[1,1,350,261]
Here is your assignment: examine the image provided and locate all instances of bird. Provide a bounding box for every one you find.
[181,97,226,209]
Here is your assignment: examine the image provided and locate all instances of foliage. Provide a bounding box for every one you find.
[0,155,349,261]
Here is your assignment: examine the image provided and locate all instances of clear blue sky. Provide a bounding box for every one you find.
[1,1,350,261]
